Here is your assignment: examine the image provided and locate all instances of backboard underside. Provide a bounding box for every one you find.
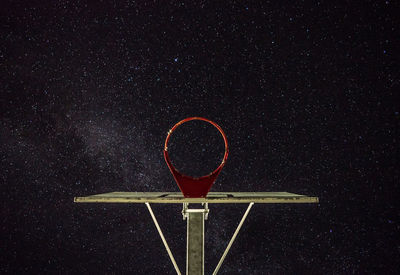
[74,192,318,204]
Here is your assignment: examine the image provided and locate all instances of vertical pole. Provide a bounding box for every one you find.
[186,210,205,275]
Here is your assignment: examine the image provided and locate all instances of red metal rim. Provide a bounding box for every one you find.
[164,117,228,176]
[164,117,229,197]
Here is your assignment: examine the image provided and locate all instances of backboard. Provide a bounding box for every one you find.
[74,191,318,204]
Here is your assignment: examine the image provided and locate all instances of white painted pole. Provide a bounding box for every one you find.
[145,202,182,275]
[213,202,254,275]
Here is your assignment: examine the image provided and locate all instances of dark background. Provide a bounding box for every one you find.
[1,1,399,274]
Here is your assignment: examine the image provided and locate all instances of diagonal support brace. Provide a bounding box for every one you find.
[145,202,182,275]
[212,202,254,275]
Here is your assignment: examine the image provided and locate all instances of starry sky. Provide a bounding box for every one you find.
[1,1,399,274]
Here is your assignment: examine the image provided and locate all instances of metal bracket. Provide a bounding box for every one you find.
[182,203,209,220]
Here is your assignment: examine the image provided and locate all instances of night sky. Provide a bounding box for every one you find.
[1,1,399,274]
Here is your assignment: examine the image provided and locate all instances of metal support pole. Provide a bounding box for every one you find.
[213,202,254,275]
[187,211,205,275]
[145,202,182,275]
[183,204,208,275]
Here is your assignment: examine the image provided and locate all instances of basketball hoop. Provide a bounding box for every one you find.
[75,117,319,274]
[164,117,229,198]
